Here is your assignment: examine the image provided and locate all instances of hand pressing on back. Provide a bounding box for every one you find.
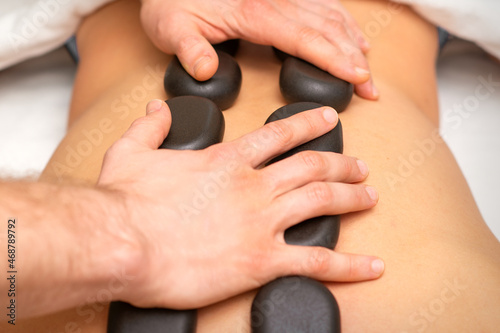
[98,100,383,309]
[140,0,378,100]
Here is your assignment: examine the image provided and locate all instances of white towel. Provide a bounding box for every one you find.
[0,0,113,70]
[0,0,499,71]
[391,0,500,59]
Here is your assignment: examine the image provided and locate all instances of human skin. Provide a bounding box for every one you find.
[0,0,383,323]
[0,104,381,319]
[139,0,378,99]
[17,0,500,332]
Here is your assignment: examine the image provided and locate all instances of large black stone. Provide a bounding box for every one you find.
[251,276,341,333]
[159,96,225,150]
[107,302,196,333]
[279,57,353,112]
[164,50,242,110]
[265,102,342,249]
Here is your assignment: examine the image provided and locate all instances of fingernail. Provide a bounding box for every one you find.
[365,186,378,202]
[355,66,370,78]
[146,99,164,114]
[371,259,385,275]
[357,159,369,177]
[193,55,212,78]
[322,107,338,124]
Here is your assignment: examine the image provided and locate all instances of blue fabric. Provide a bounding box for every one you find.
[438,27,450,51]
[64,36,79,63]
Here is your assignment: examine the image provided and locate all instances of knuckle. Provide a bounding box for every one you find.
[298,151,327,174]
[177,34,204,55]
[307,182,334,206]
[346,256,356,280]
[325,9,345,24]
[246,247,273,278]
[103,139,131,164]
[265,121,294,147]
[296,26,323,45]
[323,19,346,34]
[339,155,355,178]
[300,111,318,133]
[205,144,236,164]
[307,248,331,275]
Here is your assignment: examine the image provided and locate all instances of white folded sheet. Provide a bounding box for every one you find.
[0,0,114,70]
[393,0,500,59]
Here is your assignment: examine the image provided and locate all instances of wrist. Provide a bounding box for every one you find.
[93,186,146,303]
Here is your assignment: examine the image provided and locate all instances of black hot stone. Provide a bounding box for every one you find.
[251,276,341,333]
[107,302,196,333]
[280,57,353,112]
[272,47,290,62]
[284,215,340,248]
[164,50,242,110]
[213,39,240,57]
[265,102,342,249]
[159,96,225,150]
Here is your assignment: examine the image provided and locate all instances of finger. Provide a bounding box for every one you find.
[303,1,370,52]
[263,151,369,195]
[174,31,219,81]
[334,5,371,52]
[152,12,219,81]
[275,245,384,282]
[120,100,172,150]
[273,183,378,229]
[285,4,363,54]
[229,107,338,168]
[238,5,369,85]
[355,79,379,101]
[274,20,370,85]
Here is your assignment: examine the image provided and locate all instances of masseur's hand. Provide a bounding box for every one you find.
[98,100,383,309]
[140,0,378,100]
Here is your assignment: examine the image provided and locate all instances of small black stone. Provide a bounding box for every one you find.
[272,47,290,62]
[164,50,242,110]
[265,102,342,249]
[251,277,341,333]
[159,96,225,150]
[107,302,196,333]
[284,215,341,249]
[213,39,240,57]
[280,57,353,112]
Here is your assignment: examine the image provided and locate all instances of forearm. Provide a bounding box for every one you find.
[0,181,140,318]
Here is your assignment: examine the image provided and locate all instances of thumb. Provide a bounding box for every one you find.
[175,33,219,81]
[166,21,219,81]
[140,5,218,81]
[120,100,172,150]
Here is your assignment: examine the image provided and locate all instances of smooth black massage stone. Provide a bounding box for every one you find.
[265,102,342,249]
[251,276,340,333]
[159,96,225,150]
[280,57,353,112]
[213,39,240,57]
[272,47,290,62]
[107,302,196,333]
[164,50,242,110]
